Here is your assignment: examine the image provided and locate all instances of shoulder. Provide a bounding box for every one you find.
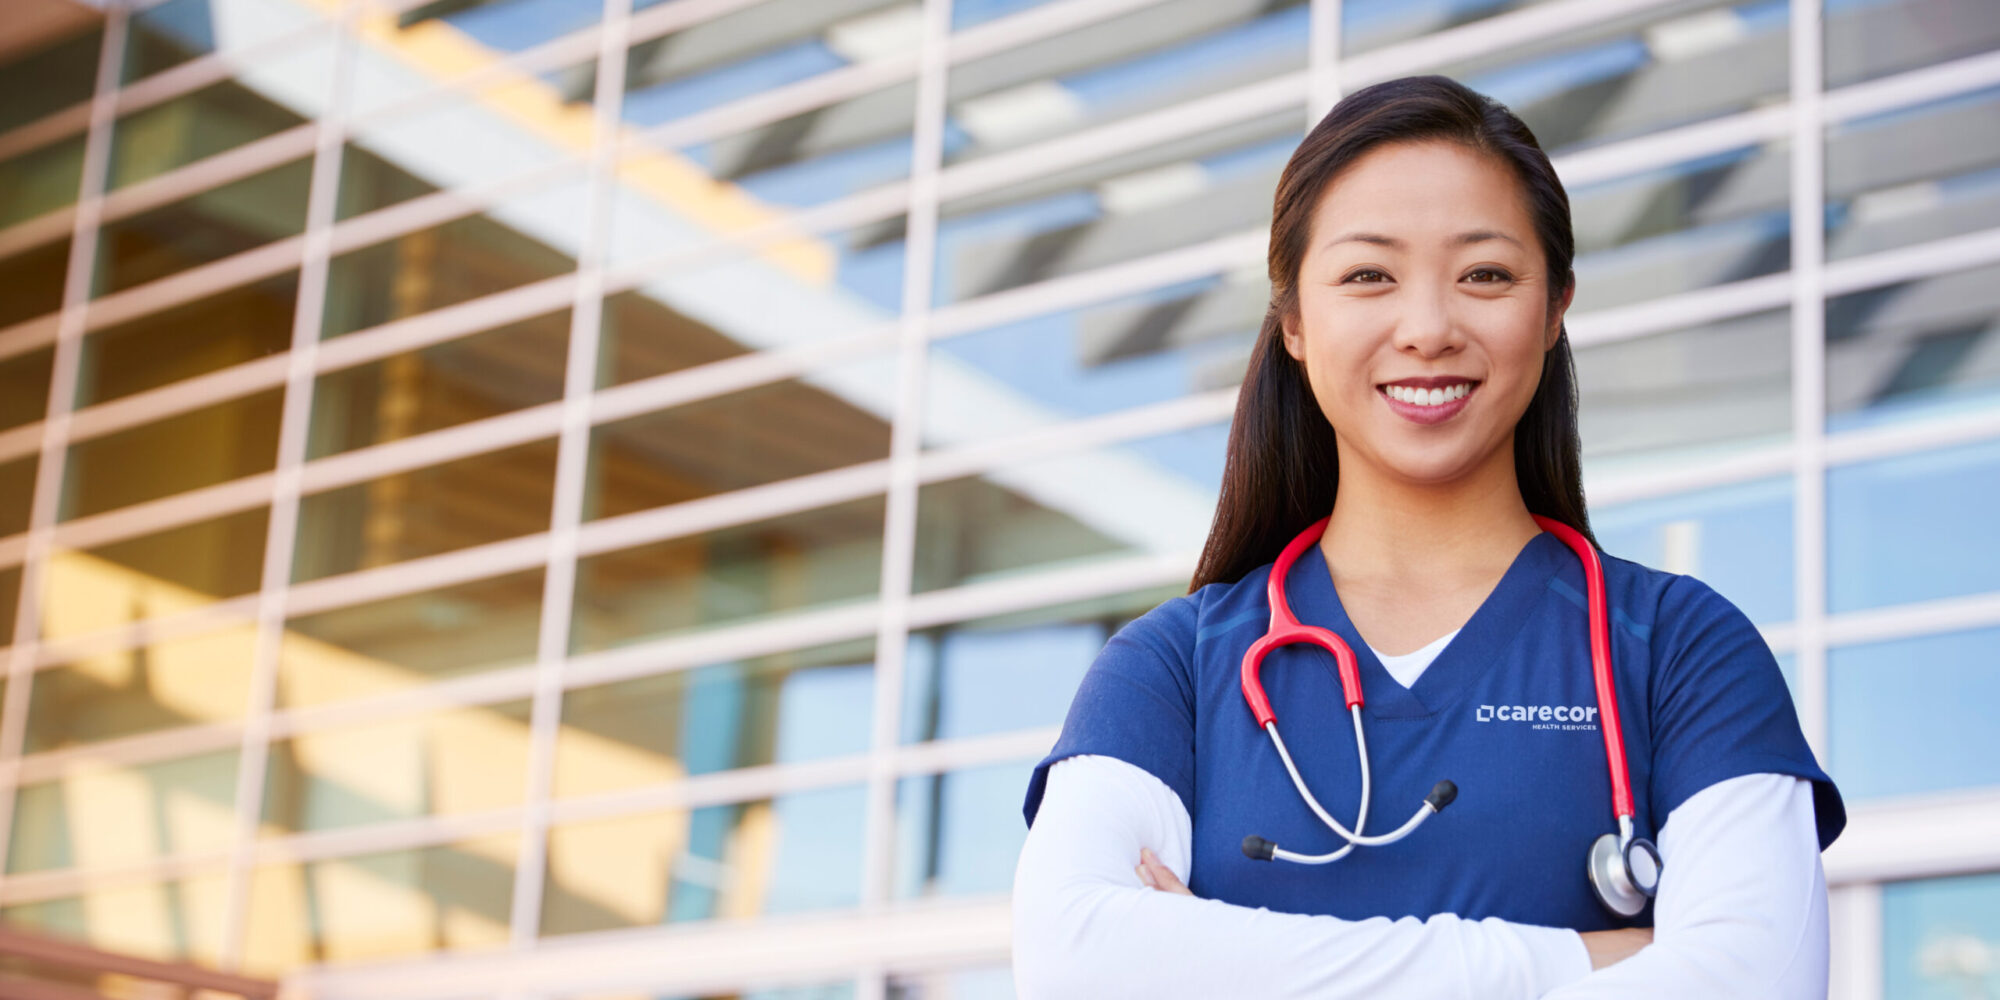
[1106,563,1276,673]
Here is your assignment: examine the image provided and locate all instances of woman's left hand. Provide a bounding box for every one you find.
[1135,848,1193,895]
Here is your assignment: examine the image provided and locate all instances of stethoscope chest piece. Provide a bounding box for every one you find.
[1586,830,1662,918]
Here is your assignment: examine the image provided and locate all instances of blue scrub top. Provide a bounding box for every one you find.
[1022,530,1846,931]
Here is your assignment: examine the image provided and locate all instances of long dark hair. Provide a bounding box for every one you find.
[1190,74,1593,592]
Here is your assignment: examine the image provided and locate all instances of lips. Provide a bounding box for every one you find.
[1377,378,1479,425]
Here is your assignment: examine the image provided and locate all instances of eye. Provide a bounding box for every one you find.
[1465,267,1513,284]
[1343,268,1390,284]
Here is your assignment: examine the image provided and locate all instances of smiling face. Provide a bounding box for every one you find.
[1281,139,1574,489]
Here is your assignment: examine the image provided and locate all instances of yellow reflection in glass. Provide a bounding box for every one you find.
[242,834,517,974]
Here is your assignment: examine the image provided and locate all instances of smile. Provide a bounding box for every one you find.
[1377,379,1479,425]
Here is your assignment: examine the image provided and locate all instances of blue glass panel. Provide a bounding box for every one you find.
[1829,624,2000,801]
[1591,476,1794,626]
[1826,0,2000,88]
[1825,259,2000,435]
[943,1,1307,169]
[925,276,1255,448]
[902,587,1173,743]
[931,114,1302,304]
[1425,0,1790,156]
[1565,140,1790,314]
[1827,84,2000,262]
[1882,870,2000,1000]
[894,759,1038,899]
[1828,437,2000,612]
[912,421,1227,592]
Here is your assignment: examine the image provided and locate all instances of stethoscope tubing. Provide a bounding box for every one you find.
[1239,515,1657,916]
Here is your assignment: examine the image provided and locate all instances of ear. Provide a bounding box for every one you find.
[1280,310,1306,362]
[1544,276,1575,351]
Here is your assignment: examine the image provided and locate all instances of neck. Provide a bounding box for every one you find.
[1319,440,1543,587]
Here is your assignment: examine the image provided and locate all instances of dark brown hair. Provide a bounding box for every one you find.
[1190,74,1593,592]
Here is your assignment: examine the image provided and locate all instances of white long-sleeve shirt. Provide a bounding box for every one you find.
[1012,635,1830,999]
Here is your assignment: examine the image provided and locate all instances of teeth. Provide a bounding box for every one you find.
[1386,383,1472,406]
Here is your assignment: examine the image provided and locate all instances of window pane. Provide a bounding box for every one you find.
[615,0,902,127]
[912,421,1225,592]
[1591,476,1793,626]
[1567,138,1790,314]
[894,758,1036,900]
[1826,0,2000,89]
[888,967,1014,1000]
[340,46,606,209]
[1828,437,2000,612]
[91,158,310,298]
[0,455,33,537]
[1881,871,2000,1000]
[0,237,72,328]
[0,23,100,133]
[261,702,532,834]
[307,308,570,459]
[570,987,856,1000]
[242,835,516,976]
[1829,625,2000,801]
[901,586,1173,743]
[932,107,1300,306]
[0,134,86,230]
[629,74,917,212]
[943,0,1308,168]
[594,286,750,387]
[1438,0,1789,156]
[0,566,18,645]
[60,388,282,519]
[7,750,238,873]
[924,274,1256,449]
[79,271,299,406]
[106,40,333,190]
[1827,85,2000,263]
[26,621,257,751]
[953,0,1063,29]
[1344,0,1560,54]
[570,495,886,653]
[0,346,55,432]
[400,0,604,53]
[292,437,559,582]
[1576,308,1790,462]
[278,568,545,709]
[604,219,906,359]
[122,0,327,83]
[0,870,229,968]
[540,785,866,936]
[321,173,587,339]
[41,507,268,641]
[555,637,876,798]
[1826,259,2000,433]
[587,354,895,519]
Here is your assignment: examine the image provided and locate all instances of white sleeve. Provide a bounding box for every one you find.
[1010,753,1594,1000]
[1542,771,1828,999]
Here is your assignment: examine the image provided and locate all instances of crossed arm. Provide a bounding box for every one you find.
[1011,754,1827,999]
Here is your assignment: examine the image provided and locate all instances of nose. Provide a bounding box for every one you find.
[1391,281,1464,358]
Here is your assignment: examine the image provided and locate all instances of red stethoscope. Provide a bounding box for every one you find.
[1238,513,1663,918]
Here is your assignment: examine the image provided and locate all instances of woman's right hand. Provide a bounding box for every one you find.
[1579,927,1653,970]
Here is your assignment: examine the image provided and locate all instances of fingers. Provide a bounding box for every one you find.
[1136,847,1192,895]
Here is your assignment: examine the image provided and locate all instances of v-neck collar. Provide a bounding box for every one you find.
[1282,530,1570,720]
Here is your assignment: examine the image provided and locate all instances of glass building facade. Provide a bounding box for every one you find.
[0,0,1995,996]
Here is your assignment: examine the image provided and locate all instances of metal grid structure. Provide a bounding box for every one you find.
[0,0,1996,996]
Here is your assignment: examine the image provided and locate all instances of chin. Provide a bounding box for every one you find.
[1373,449,1481,486]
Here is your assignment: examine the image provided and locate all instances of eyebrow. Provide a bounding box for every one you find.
[1321,230,1526,252]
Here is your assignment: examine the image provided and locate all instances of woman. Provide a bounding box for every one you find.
[1010,75,1844,999]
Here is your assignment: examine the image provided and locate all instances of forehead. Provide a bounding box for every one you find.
[1308,140,1535,250]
